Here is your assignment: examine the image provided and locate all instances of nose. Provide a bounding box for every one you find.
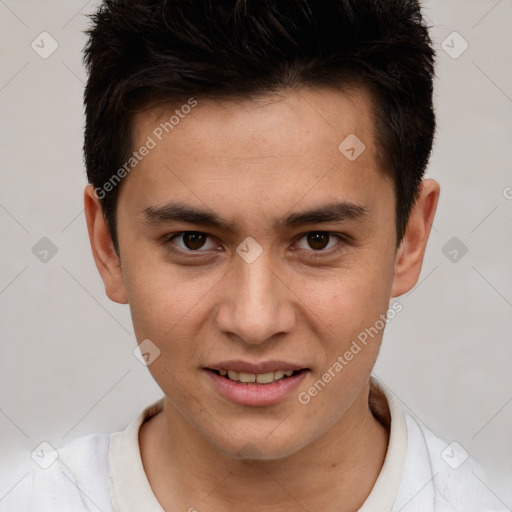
[214,253,296,345]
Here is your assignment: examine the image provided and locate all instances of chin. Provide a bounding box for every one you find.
[209,427,309,464]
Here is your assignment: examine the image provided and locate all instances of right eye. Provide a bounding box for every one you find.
[167,231,218,252]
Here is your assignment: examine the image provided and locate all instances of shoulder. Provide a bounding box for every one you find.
[402,411,507,512]
[0,433,113,512]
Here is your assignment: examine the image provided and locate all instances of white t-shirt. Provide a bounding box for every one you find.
[0,378,507,512]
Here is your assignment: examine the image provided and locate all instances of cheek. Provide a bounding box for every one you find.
[296,260,395,381]
[121,254,216,342]
[303,263,393,331]
[124,268,210,389]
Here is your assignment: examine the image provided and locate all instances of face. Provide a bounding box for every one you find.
[90,87,411,460]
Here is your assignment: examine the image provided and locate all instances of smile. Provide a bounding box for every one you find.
[205,365,310,406]
[211,369,301,384]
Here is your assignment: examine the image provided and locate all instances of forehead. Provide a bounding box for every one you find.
[121,86,392,223]
[134,86,376,160]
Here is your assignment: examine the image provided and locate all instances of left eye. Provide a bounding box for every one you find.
[296,232,342,251]
[169,231,218,251]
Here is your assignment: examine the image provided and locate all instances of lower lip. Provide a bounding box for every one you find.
[205,370,309,407]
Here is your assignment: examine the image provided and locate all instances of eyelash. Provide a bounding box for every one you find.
[163,231,348,258]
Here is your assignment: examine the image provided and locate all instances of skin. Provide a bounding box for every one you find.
[84,86,439,512]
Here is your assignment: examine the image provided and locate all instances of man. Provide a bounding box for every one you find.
[3,1,506,511]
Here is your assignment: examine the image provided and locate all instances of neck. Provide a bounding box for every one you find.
[139,381,389,512]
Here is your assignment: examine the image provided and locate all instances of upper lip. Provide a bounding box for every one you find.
[205,360,309,374]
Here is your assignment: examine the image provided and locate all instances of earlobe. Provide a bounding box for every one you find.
[391,179,440,298]
[84,185,128,304]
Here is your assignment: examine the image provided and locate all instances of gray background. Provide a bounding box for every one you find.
[1,0,511,506]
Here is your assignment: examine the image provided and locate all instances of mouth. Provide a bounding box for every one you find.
[207,368,307,384]
[204,363,310,406]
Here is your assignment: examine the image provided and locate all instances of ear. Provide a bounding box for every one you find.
[391,179,440,297]
[84,185,128,304]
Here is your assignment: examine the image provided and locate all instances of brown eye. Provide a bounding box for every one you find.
[295,231,345,255]
[182,232,207,250]
[306,232,330,250]
[167,231,217,252]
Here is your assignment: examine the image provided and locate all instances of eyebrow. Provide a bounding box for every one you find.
[141,200,370,231]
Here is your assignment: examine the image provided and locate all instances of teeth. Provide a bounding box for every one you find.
[239,372,256,383]
[227,370,239,380]
[256,372,274,384]
[217,369,297,384]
